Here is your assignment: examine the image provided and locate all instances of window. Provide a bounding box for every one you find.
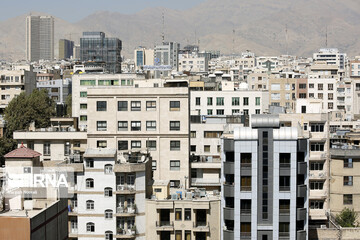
[344,158,353,168]
[328,84,333,90]
[146,121,156,131]
[310,161,324,170]
[118,121,128,131]
[279,222,290,237]
[279,176,290,191]
[271,83,280,90]
[80,115,87,121]
[170,160,180,171]
[97,121,107,131]
[207,97,213,106]
[310,123,324,132]
[255,97,260,106]
[185,208,191,220]
[170,141,180,151]
[146,140,156,151]
[204,131,223,138]
[204,145,210,152]
[131,121,141,131]
[299,93,306,98]
[44,142,50,156]
[86,178,94,188]
[271,93,280,100]
[311,142,324,151]
[97,140,107,148]
[310,200,324,209]
[104,164,113,174]
[310,181,324,190]
[97,101,107,111]
[244,109,249,115]
[80,80,96,86]
[131,141,141,149]
[318,84,323,90]
[328,93,333,100]
[216,109,224,115]
[240,153,251,167]
[118,101,128,111]
[279,153,291,168]
[344,176,353,186]
[207,109,213,115]
[241,200,252,214]
[23,167,31,173]
[241,176,251,191]
[170,101,180,111]
[255,109,260,114]
[105,231,113,240]
[190,131,196,138]
[175,209,182,220]
[241,222,251,236]
[170,121,180,131]
[279,200,290,214]
[232,97,239,106]
[105,209,113,219]
[309,93,314,98]
[309,84,314,88]
[299,83,306,89]
[64,141,70,156]
[343,194,353,205]
[152,160,157,171]
[146,101,156,111]
[80,103,87,109]
[328,102,333,109]
[243,97,249,106]
[195,97,201,105]
[86,200,94,210]
[131,101,141,111]
[118,141,128,150]
[232,109,240,114]
[104,187,113,197]
[86,222,95,232]
[318,93,323,99]
[175,231,182,240]
[216,97,224,106]
[86,159,94,168]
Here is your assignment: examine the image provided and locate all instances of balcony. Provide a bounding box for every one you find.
[116,205,136,216]
[240,232,251,239]
[297,185,307,198]
[241,186,251,192]
[309,153,326,160]
[279,186,290,192]
[116,227,136,239]
[223,184,234,197]
[330,147,360,158]
[193,222,210,232]
[309,170,327,179]
[156,221,174,231]
[116,184,136,194]
[223,230,234,239]
[297,230,306,240]
[297,162,307,175]
[279,232,290,238]
[191,178,221,186]
[224,162,234,174]
[279,208,290,215]
[223,207,234,220]
[297,208,307,221]
[191,156,221,169]
[240,163,251,168]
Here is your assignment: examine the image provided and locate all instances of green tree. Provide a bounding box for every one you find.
[0,137,17,165]
[335,208,358,227]
[4,89,55,138]
[66,94,72,117]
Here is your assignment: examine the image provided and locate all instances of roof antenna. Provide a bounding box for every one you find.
[161,11,165,44]
[232,28,235,58]
[325,26,328,48]
[285,24,288,56]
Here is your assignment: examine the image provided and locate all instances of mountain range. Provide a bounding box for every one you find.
[1,0,360,61]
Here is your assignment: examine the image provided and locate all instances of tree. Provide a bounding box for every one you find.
[0,137,17,165]
[4,89,55,138]
[335,208,358,227]
[65,94,72,117]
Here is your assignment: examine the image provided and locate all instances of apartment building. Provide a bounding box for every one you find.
[59,39,74,59]
[221,115,308,240]
[329,130,360,222]
[313,48,347,70]
[247,72,270,90]
[0,66,37,114]
[178,53,208,73]
[71,73,144,129]
[154,42,180,77]
[268,77,296,112]
[86,87,189,187]
[36,78,71,104]
[134,47,154,71]
[146,185,221,240]
[65,148,152,240]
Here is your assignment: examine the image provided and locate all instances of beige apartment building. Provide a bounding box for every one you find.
[269,77,297,112]
[146,186,220,240]
[86,86,190,188]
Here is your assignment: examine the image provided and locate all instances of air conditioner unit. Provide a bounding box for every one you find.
[320,225,327,229]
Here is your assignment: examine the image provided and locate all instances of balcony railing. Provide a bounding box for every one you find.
[279,232,290,237]
[240,163,251,168]
[279,186,290,191]
[240,232,251,238]
[279,163,291,168]
[279,208,290,214]
[156,221,174,227]
[117,184,135,191]
[117,205,136,214]
[240,209,251,214]
[194,221,208,227]
[117,227,136,236]
[191,178,220,185]
[240,186,251,191]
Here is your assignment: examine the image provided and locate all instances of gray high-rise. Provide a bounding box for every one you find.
[80,32,122,73]
[26,15,54,62]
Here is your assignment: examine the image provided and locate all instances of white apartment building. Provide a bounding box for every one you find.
[85,86,190,188]
[313,48,347,70]
[71,73,145,129]
[134,47,154,71]
[178,53,208,73]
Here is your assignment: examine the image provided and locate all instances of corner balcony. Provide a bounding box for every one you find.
[191,178,221,186]
[156,221,174,231]
[193,221,210,232]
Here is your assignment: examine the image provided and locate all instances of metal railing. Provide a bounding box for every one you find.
[156,221,174,227]
[117,184,136,191]
[279,186,290,191]
[241,186,251,191]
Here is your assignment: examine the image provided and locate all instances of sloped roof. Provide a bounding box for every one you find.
[4,144,42,159]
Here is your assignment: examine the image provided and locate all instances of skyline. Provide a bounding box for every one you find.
[0,0,205,22]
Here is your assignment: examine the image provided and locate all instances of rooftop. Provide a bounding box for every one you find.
[4,144,41,159]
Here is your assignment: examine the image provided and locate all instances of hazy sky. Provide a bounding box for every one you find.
[0,0,205,22]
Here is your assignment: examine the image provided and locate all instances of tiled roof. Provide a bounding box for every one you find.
[4,143,42,159]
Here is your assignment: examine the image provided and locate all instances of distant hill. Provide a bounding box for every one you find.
[1,0,360,61]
